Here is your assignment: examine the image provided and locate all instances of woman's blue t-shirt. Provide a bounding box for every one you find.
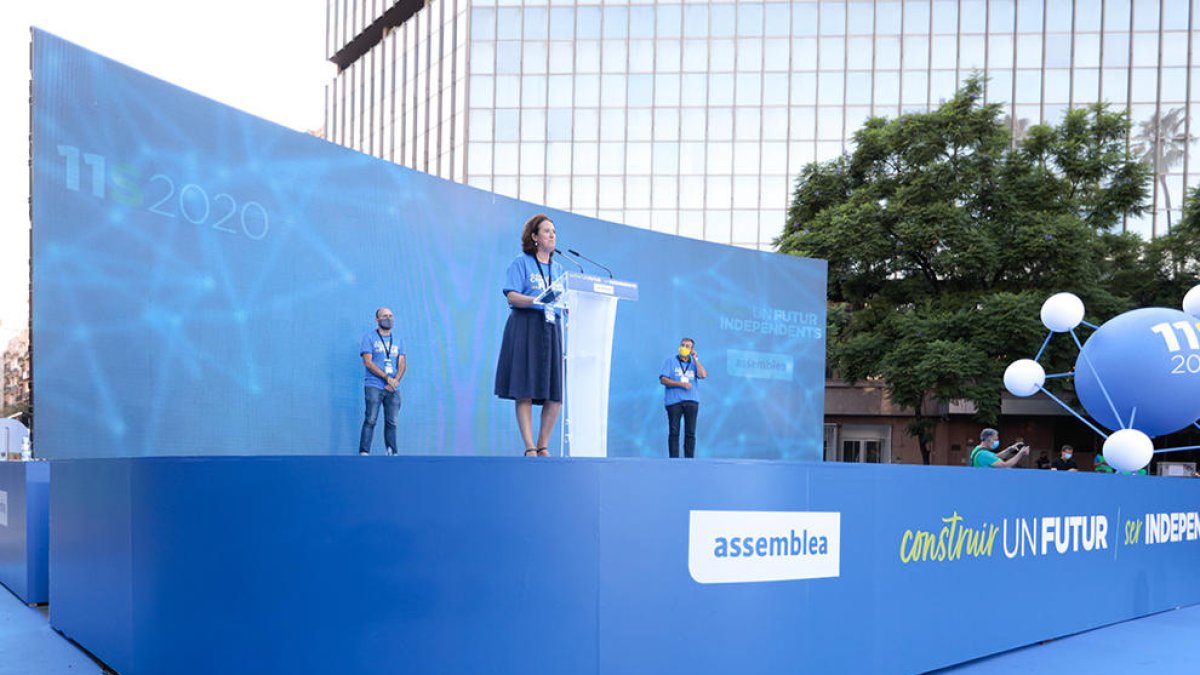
[503,253,565,310]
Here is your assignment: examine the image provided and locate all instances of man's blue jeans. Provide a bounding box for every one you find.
[666,400,699,458]
[359,386,400,454]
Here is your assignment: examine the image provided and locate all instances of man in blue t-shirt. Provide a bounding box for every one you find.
[659,337,708,458]
[358,307,407,455]
[969,428,1029,468]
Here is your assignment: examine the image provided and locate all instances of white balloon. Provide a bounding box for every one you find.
[1040,292,1086,332]
[1103,428,1154,473]
[1184,285,1200,319]
[1003,359,1045,397]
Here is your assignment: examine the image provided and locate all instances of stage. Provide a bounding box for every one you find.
[8,571,1200,674]
[20,25,1200,675]
[46,456,1200,674]
[0,460,49,605]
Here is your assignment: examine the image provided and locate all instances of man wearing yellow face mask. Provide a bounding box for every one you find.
[659,337,708,458]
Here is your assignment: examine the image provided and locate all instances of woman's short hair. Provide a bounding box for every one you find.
[521,214,553,255]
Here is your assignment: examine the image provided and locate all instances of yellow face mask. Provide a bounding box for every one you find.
[678,346,692,359]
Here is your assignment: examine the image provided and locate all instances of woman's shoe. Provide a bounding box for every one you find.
[536,447,550,457]
[524,448,538,457]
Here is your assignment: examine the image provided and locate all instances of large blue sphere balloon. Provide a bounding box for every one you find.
[1075,307,1200,437]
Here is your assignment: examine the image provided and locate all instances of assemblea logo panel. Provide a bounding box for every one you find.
[688,510,841,584]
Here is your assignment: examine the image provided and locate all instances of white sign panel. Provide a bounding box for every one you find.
[689,510,841,584]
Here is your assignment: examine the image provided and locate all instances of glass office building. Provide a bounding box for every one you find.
[326,0,1200,246]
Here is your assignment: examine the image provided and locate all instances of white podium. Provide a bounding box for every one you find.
[535,272,638,457]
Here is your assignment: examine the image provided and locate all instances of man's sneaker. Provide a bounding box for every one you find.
[359,450,369,456]
[386,449,397,456]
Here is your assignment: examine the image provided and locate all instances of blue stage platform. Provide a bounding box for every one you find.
[0,461,49,605]
[6,568,1200,674]
[48,457,1200,675]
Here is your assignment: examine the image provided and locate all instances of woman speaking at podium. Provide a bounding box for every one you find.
[494,214,565,457]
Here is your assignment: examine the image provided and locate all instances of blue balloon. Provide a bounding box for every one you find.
[1075,307,1200,437]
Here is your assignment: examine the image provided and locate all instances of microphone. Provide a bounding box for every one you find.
[567,248,613,278]
[554,248,584,273]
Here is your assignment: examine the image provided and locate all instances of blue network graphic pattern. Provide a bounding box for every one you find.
[1005,292,1200,470]
[31,31,827,460]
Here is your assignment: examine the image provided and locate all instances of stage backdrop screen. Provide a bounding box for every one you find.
[30,31,826,460]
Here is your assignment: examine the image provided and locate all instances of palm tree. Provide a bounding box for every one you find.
[1133,106,1194,231]
[1002,116,1034,146]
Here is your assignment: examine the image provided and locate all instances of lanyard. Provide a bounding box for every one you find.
[677,356,693,376]
[376,330,393,360]
[534,256,553,292]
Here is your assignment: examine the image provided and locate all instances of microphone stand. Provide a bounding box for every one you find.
[555,248,585,273]
[567,248,614,278]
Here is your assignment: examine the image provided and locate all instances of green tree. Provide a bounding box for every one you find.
[777,77,1150,465]
[1133,185,1200,306]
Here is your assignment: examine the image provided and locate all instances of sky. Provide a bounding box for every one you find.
[0,0,333,346]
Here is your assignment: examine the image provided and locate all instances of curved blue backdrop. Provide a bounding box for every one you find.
[30,31,826,459]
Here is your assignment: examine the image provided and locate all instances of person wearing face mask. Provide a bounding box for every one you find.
[969,428,1028,468]
[1051,445,1079,471]
[494,214,566,457]
[659,337,708,458]
[358,307,406,456]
